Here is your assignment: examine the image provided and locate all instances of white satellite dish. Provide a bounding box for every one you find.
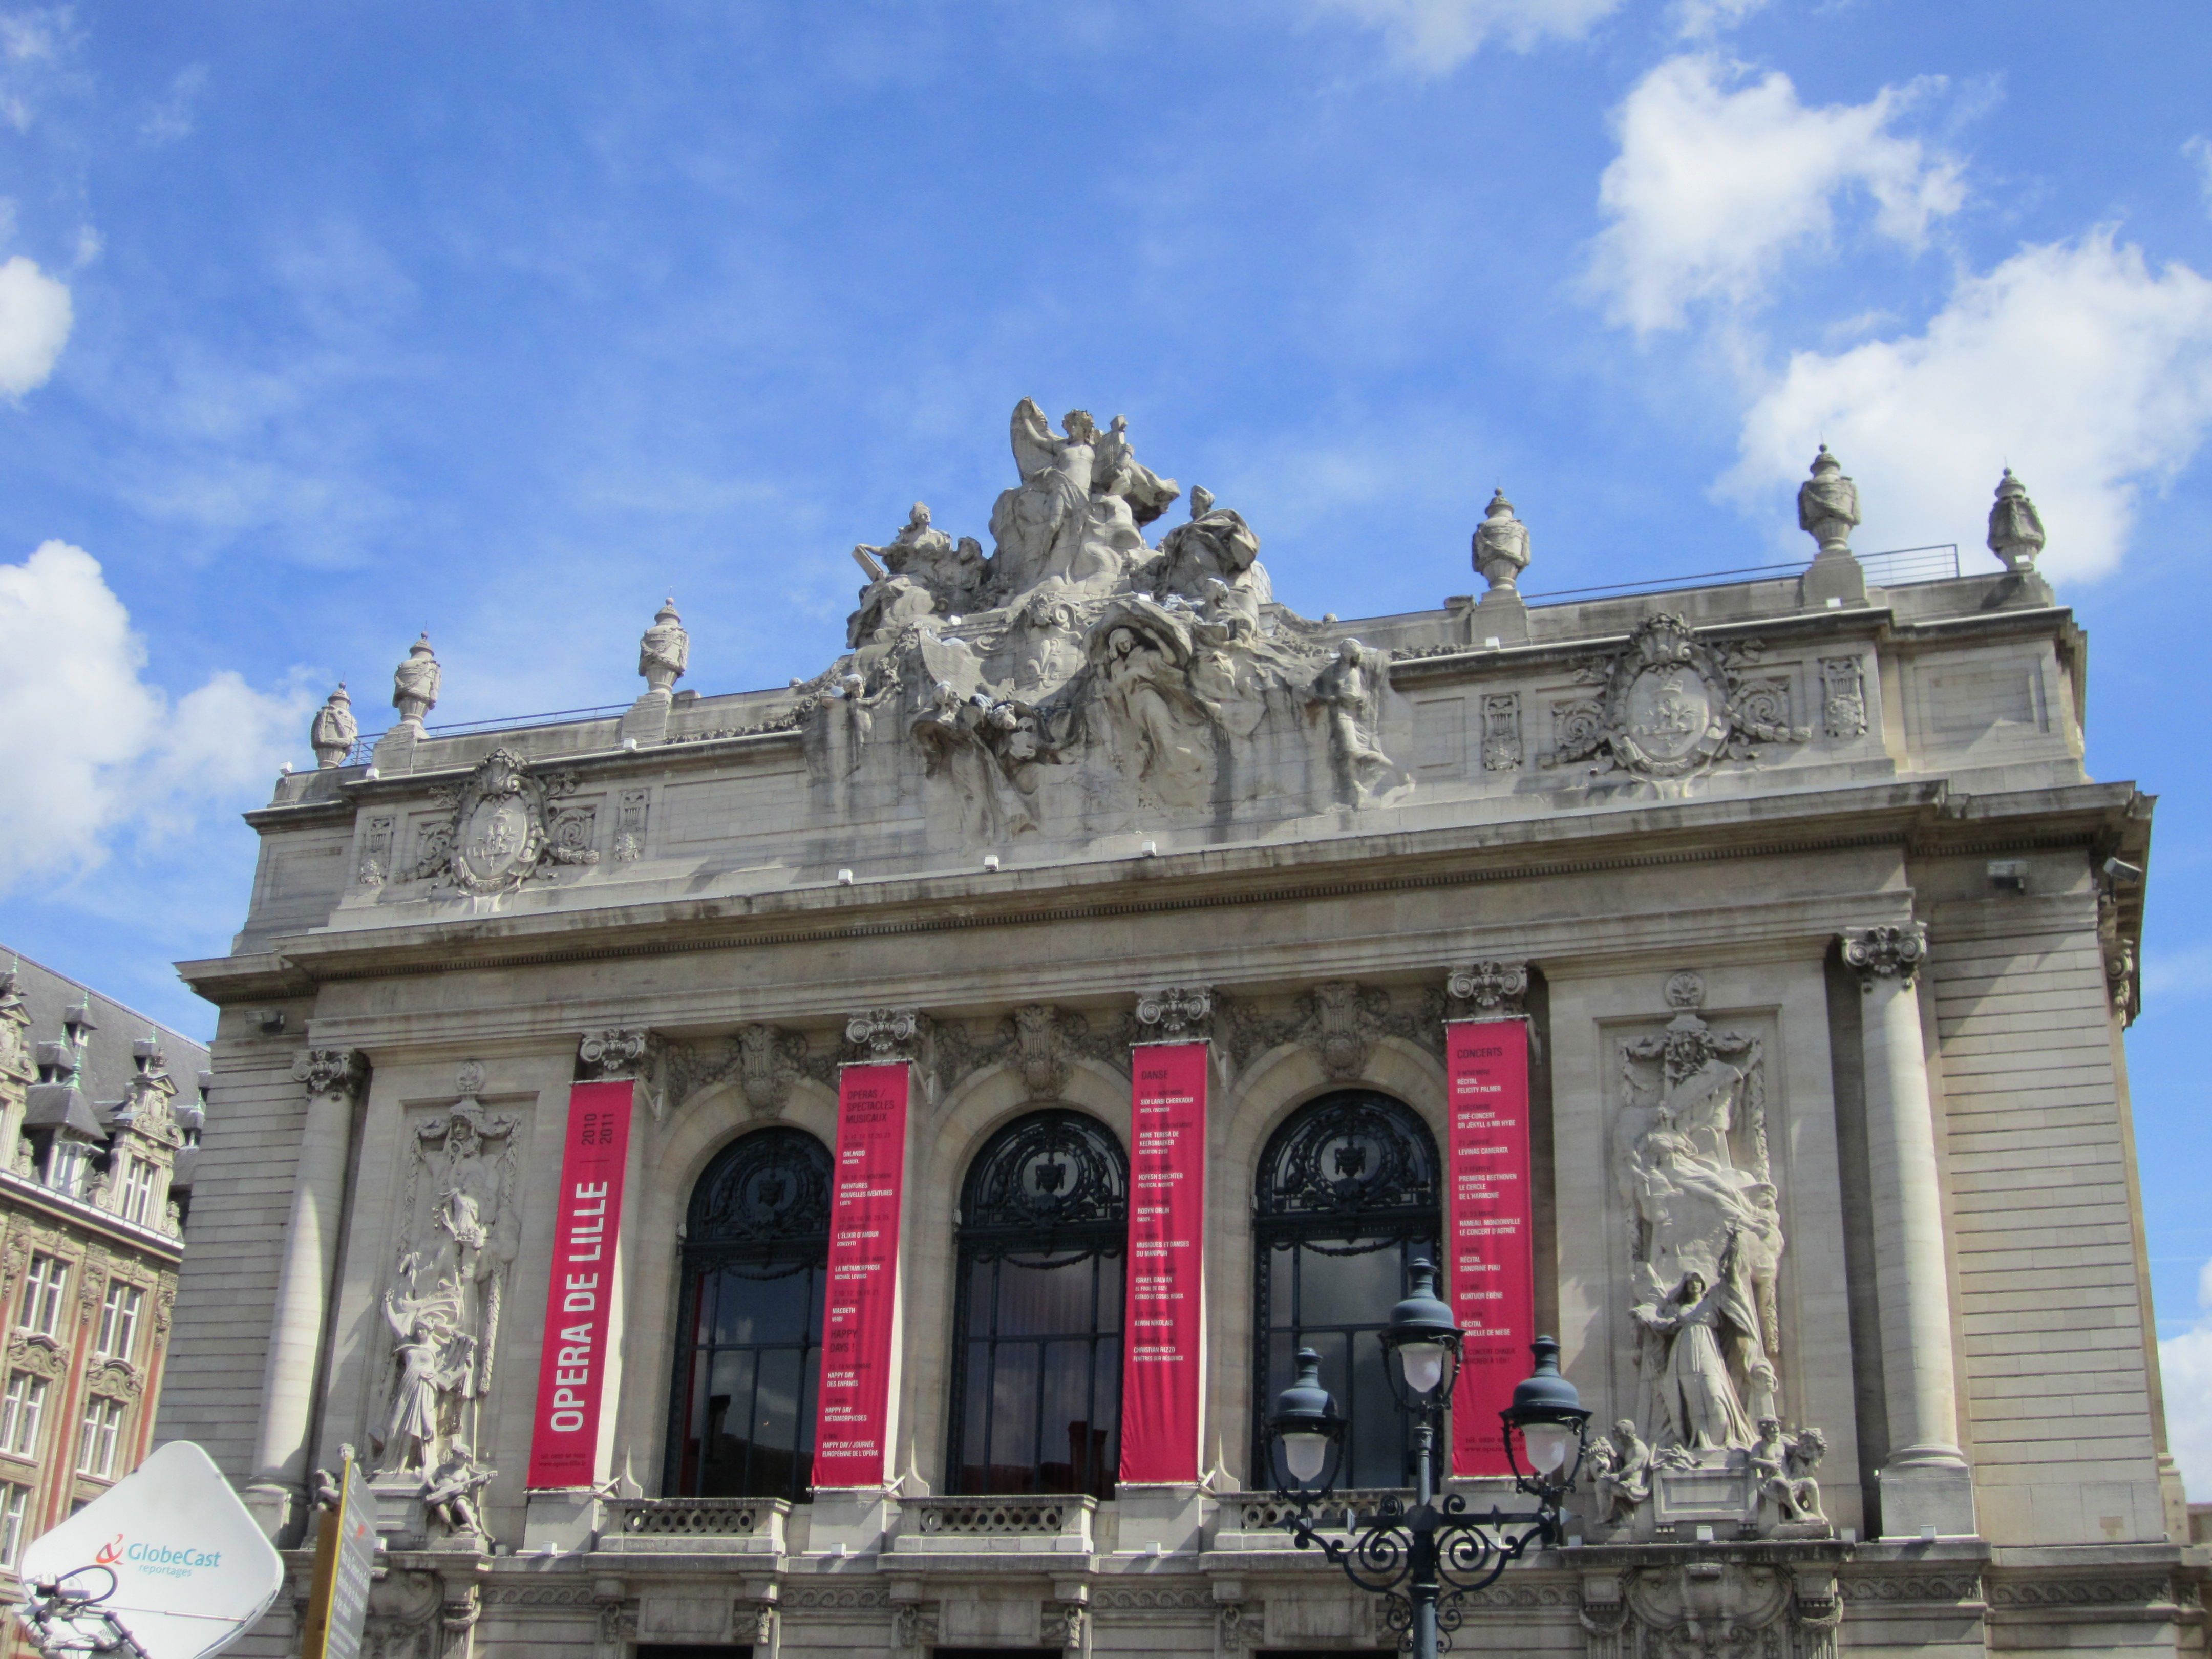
[18,1441,284,1659]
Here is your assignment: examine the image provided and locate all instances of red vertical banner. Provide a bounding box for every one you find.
[526,1079,635,1488]
[812,1062,911,1487]
[1445,1018,1535,1477]
[1118,1041,1208,1484]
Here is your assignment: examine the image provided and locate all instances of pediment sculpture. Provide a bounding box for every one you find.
[1545,612,1808,782]
[826,399,1413,838]
[410,748,599,895]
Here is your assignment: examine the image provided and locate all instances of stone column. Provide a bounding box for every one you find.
[244,1047,366,1541]
[1839,925,1975,1536]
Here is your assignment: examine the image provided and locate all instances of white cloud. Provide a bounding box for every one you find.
[2187,135,2212,216]
[0,252,70,395]
[141,62,206,145]
[1309,0,1623,73]
[0,540,311,893]
[2160,1258,2212,1500]
[1670,0,1769,40]
[1588,55,1963,334]
[1726,231,2212,581]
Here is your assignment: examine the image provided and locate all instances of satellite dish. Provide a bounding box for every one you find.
[18,1442,284,1659]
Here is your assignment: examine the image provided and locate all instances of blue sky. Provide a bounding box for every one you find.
[2,0,2209,1486]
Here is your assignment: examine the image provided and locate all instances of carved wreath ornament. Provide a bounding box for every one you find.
[411,748,598,895]
[1546,613,1807,780]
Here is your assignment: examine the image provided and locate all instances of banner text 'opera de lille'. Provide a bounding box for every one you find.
[812,1061,911,1486]
[1118,1041,1207,1483]
[527,1079,635,1488]
[1445,1018,1535,1477]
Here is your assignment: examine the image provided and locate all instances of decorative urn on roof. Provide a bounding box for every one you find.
[1473,488,1532,594]
[639,598,690,696]
[392,634,441,727]
[310,683,357,768]
[1796,445,1861,558]
[1987,469,2046,572]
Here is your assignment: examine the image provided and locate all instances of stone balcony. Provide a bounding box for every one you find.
[595,1496,790,1556]
[888,1494,1097,1557]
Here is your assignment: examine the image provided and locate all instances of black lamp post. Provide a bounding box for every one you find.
[1264,1261,1591,1658]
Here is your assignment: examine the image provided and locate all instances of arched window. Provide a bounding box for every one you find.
[1254,1090,1442,1490]
[666,1127,833,1500]
[948,1110,1127,1499]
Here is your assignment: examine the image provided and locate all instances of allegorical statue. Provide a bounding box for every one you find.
[1637,1230,1763,1451]
[1986,467,2046,571]
[848,503,987,647]
[1310,639,1406,806]
[1093,413,1180,526]
[311,683,358,768]
[1589,1418,1652,1527]
[1154,485,1267,620]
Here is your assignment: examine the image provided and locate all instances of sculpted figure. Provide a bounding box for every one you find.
[423,1440,495,1537]
[1092,613,1216,809]
[1592,1419,1652,1527]
[1093,412,1180,526]
[1637,1232,1761,1451]
[1749,1418,1827,1528]
[1155,486,1268,618]
[1310,639,1407,805]
[311,683,358,768]
[380,1275,465,1474]
[912,681,1037,842]
[848,503,986,646]
[991,401,1110,595]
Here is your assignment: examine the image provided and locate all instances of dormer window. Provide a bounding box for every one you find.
[118,1158,162,1227]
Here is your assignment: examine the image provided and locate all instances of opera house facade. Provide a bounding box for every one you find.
[161,406,2198,1656]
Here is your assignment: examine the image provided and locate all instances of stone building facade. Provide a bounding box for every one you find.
[0,951,209,1585]
[165,408,2200,1656]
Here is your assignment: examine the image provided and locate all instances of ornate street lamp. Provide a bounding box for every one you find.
[1265,1261,1591,1657]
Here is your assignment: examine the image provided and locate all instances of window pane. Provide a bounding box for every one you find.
[995,1255,1093,1338]
[1346,1329,1398,1488]
[986,1342,1041,1492]
[1296,1243,1401,1328]
[700,1349,755,1496]
[959,1341,991,1492]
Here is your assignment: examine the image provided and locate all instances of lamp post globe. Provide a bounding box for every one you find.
[1380,1258,1463,1406]
[1269,1346,1343,1490]
[1500,1335,1591,1486]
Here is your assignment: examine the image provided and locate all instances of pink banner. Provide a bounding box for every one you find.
[1118,1041,1207,1485]
[526,1079,634,1488]
[812,1062,910,1487]
[1445,1018,1534,1477]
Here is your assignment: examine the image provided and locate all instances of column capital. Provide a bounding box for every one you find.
[1840,923,1928,989]
[1134,985,1214,1043]
[843,1007,926,1063]
[1444,960,1530,1017]
[289,1047,366,1099]
[576,1026,658,1082]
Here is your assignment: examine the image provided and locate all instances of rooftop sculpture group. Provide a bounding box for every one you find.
[314,410,2056,861]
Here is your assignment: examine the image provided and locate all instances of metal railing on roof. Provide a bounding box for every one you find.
[343,702,633,765]
[1524,543,1961,603]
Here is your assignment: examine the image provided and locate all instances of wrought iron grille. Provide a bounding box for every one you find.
[1253,1091,1442,1490]
[665,1127,834,1500]
[948,1109,1128,1500]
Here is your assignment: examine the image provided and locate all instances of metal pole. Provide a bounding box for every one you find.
[1410,1406,1439,1659]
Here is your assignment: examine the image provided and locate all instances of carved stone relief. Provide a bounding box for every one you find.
[370,1091,521,1543]
[359,816,395,888]
[408,749,598,896]
[1840,924,1926,988]
[1608,973,1818,1536]
[1135,986,1213,1044]
[818,400,1407,842]
[1543,614,1809,782]
[1580,1562,1842,1659]
[612,789,649,863]
[1818,658,1867,741]
[1447,960,1530,1017]
[1482,692,1523,771]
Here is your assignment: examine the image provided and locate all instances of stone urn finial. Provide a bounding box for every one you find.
[639,597,690,696]
[392,633,441,727]
[1797,445,1861,559]
[310,682,358,768]
[1987,467,2046,572]
[1473,487,1532,593]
